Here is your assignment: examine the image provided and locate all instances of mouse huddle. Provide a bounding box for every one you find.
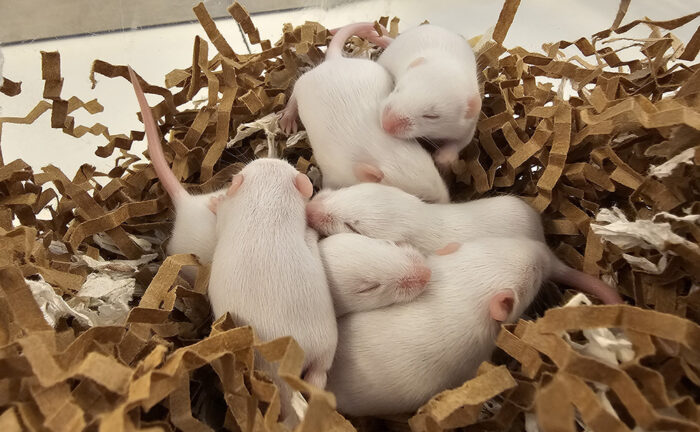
[127,22,621,424]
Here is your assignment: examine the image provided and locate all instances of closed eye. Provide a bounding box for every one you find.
[344,222,360,234]
[422,114,440,119]
[357,283,381,294]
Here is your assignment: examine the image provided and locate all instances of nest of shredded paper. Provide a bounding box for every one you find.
[0,0,698,431]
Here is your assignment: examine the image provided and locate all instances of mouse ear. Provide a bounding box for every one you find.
[434,242,461,256]
[294,173,313,199]
[489,290,517,323]
[226,174,244,197]
[353,163,384,183]
[407,56,426,69]
[465,95,482,119]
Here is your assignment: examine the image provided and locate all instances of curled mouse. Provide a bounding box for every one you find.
[376,24,482,169]
[279,23,450,204]
[307,183,622,304]
[208,158,337,405]
[128,67,223,265]
[319,233,430,316]
[326,237,573,416]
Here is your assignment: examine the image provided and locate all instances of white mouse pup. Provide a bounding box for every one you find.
[318,233,430,316]
[208,158,337,394]
[279,23,449,204]
[128,66,222,265]
[377,24,482,168]
[308,183,544,247]
[307,183,622,304]
[326,237,549,416]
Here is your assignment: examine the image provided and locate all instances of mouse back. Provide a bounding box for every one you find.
[218,158,311,220]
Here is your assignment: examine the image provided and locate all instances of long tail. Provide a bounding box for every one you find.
[326,22,392,60]
[550,257,623,305]
[127,66,187,204]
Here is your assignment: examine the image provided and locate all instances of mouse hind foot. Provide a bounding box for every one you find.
[279,93,299,135]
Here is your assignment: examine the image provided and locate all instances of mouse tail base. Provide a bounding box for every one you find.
[550,259,623,305]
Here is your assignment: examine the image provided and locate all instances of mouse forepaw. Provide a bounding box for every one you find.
[208,195,224,214]
[279,108,298,135]
[434,147,459,170]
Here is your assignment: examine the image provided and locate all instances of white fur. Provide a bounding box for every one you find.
[326,237,550,416]
[378,24,481,163]
[319,233,429,316]
[167,191,222,263]
[209,159,337,390]
[290,55,449,203]
[309,183,545,253]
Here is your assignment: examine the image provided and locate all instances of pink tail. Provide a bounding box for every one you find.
[127,66,187,204]
[326,22,393,59]
[551,259,623,305]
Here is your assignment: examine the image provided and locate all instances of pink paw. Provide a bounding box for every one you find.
[434,147,459,171]
[279,109,298,135]
[207,195,225,214]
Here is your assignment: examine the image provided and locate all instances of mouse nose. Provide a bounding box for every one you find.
[400,265,432,291]
[381,108,411,135]
[305,201,328,229]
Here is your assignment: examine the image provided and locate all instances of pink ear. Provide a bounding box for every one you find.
[226,174,243,197]
[294,173,313,199]
[465,96,482,119]
[489,291,515,322]
[408,57,426,69]
[353,163,384,183]
[434,242,461,256]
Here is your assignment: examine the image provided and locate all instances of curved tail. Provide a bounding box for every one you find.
[127,66,187,204]
[550,258,623,305]
[326,22,392,60]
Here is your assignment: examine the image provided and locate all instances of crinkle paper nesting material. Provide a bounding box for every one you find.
[0,0,699,430]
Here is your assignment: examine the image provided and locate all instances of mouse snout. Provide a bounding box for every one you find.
[381,107,411,136]
[306,201,329,229]
[400,265,432,291]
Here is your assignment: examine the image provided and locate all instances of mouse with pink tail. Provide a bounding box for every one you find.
[307,183,623,305]
[326,238,555,416]
[377,24,482,169]
[208,158,337,423]
[128,67,224,266]
[279,23,449,204]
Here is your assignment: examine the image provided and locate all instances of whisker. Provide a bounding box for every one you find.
[223,147,254,164]
[422,137,441,150]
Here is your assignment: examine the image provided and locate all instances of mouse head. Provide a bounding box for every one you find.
[217,158,312,214]
[380,58,481,140]
[306,183,423,239]
[321,233,431,316]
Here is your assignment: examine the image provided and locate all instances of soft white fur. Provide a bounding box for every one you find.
[285,44,449,203]
[309,183,545,252]
[378,24,481,164]
[319,233,429,316]
[209,159,337,391]
[167,191,222,263]
[326,237,550,416]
